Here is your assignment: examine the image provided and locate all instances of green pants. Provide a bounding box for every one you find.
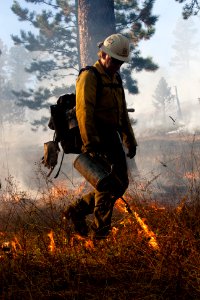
[73,130,129,238]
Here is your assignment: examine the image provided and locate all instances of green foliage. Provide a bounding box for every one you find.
[10,0,158,128]
[175,0,200,19]
[12,87,52,110]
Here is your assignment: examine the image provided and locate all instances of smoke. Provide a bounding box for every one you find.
[1,3,200,199]
[0,119,82,195]
[1,53,200,198]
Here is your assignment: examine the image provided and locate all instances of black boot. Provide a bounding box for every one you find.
[64,204,89,237]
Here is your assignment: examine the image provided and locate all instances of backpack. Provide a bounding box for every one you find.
[44,66,124,177]
[48,93,81,154]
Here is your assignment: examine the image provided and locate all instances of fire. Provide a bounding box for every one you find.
[49,180,90,201]
[73,181,91,196]
[134,212,159,250]
[11,236,22,252]
[85,239,95,250]
[115,198,128,213]
[3,193,21,202]
[184,171,199,180]
[49,182,68,199]
[112,227,119,235]
[115,198,159,250]
[176,195,187,214]
[71,234,95,250]
[48,230,56,253]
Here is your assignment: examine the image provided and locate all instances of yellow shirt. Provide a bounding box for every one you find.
[76,60,137,152]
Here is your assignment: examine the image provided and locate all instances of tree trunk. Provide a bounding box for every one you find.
[78,0,116,67]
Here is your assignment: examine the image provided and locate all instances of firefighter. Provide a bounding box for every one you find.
[64,33,137,240]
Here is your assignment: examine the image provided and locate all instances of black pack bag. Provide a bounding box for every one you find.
[48,93,82,154]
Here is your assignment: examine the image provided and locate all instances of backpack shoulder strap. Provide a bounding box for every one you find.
[78,66,102,100]
[116,72,123,86]
[78,67,124,99]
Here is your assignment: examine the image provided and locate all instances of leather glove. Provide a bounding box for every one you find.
[127,145,137,159]
[86,143,105,158]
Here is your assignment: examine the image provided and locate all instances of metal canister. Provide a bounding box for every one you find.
[74,153,125,197]
[74,153,112,192]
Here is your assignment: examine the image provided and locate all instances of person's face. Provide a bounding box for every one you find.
[104,54,124,75]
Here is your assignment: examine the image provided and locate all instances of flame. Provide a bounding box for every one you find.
[184,171,199,180]
[111,226,119,243]
[150,203,165,211]
[134,212,159,250]
[119,219,132,227]
[49,180,90,201]
[115,198,159,250]
[73,181,91,196]
[85,239,95,250]
[115,198,128,213]
[49,182,68,199]
[11,237,22,252]
[73,234,85,241]
[72,234,95,250]
[48,230,56,253]
[3,193,21,202]
[176,196,187,214]
[112,227,119,235]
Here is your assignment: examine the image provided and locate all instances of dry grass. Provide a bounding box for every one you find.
[0,171,199,300]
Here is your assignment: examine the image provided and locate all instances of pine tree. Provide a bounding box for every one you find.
[170,18,199,73]
[175,0,200,19]
[8,45,33,91]
[0,41,25,123]
[11,0,158,128]
[152,77,174,125]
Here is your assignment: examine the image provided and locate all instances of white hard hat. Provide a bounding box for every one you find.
[98,33,130,62]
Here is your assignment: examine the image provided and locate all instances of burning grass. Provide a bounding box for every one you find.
[0,175,199,299]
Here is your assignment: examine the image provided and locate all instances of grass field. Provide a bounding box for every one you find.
[0,134,200,299]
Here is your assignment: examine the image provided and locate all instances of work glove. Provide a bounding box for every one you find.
[127,145,137,159]
[86,143,105,158]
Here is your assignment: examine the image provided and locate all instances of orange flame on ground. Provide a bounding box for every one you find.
[134,212,159,250]
[85,239,95,250]
[176,196,187,214]
[115,198,128,213]
[49,183,68,199]
[49,180,90,201]
[112,227,119,235]
[11,237,22,252]
[48,230,56,253]
[3,193,21,202]
[184,171,199,180]
[71,234,95,250]
[115,198,159,250]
